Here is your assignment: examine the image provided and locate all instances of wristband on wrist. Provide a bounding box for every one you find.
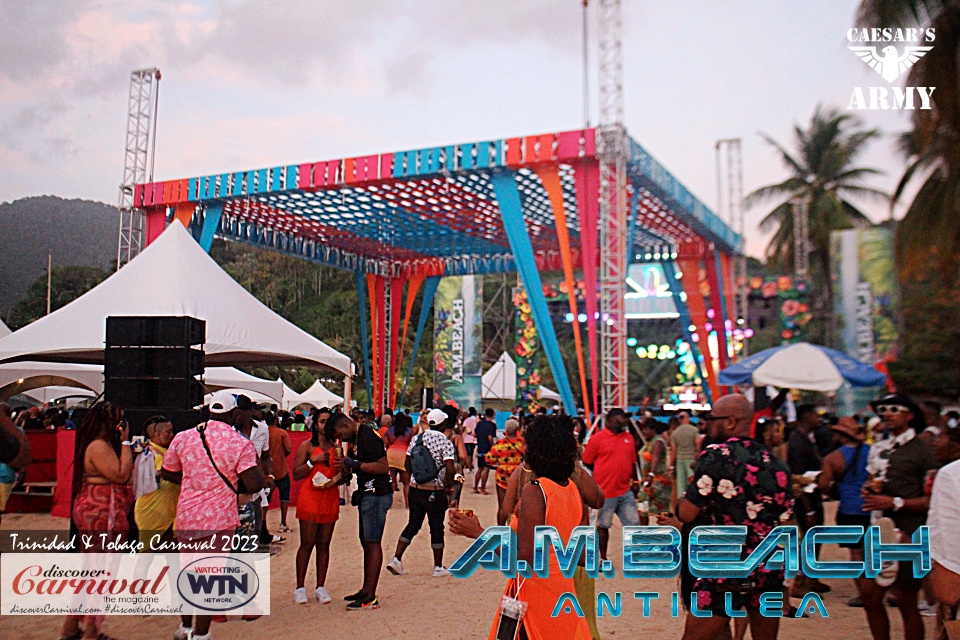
[306,460,314,469]
[121,441,132,446]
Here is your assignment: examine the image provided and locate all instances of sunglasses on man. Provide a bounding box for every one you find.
[876,405,910,416]
[701,413,733,422]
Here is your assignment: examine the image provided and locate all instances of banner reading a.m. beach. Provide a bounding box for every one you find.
[433,275,482,409]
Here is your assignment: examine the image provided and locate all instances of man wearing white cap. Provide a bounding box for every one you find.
[161,390,267,640]
[385,408,456,578]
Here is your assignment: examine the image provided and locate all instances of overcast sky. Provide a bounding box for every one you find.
[0,1,917,257]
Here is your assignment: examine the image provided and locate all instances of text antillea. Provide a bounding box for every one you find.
[449,525,930,619]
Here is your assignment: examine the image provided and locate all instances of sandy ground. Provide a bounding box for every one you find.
[0,488,938,640]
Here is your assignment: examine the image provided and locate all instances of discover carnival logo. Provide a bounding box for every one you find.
[847,27,935,110]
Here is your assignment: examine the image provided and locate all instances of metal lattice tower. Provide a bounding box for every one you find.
[483,274,514,368]
[793,197,809,277]
[597,0,628,411]
[117,68,160,269]
[715,138,748,355]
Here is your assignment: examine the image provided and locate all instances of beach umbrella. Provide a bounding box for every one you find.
[718,342,886,392]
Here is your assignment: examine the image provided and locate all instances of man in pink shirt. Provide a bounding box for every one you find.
[161,390,266,640]
[581,408,640,559]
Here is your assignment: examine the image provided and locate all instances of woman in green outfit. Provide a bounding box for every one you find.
[639,419,673,522]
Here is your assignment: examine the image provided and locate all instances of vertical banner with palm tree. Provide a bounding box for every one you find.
[433,275,483,409]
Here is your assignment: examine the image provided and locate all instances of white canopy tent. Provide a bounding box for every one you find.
[0,320,10,338]
[23,386,96,405]
[284,379,344,410]
[0,223,352,374]
[0,361,284,402]
[481,352,561,403]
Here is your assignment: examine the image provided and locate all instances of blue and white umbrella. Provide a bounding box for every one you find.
[718,342,887,391]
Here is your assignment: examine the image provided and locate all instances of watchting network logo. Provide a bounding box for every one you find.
[847,27,936,110]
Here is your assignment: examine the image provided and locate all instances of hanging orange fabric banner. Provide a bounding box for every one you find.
[719,252,737,362]
[394,273,425,407]
[536,166,591,424]
[677,254,719,401]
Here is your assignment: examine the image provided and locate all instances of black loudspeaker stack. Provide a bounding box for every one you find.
[104,316,206,434]
[421,388,434,411]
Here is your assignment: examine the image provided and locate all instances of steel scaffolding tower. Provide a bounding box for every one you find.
[715,138,748,355]
[793,197,810,277]
[597,0,628,411]
[117,68,160,269]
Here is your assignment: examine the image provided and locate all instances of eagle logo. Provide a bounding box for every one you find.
[848,45,933,83]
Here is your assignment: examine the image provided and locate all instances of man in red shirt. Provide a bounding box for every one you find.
[581,408,640,559]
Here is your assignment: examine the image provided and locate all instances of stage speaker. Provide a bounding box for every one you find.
[104,347,203,378]
[106,316,205,348]
[104,378,204,409]
[105,315,206,436]
[421,388,434,411]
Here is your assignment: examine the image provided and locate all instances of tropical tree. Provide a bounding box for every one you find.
[857,0,960,280]
[745,105,887,344]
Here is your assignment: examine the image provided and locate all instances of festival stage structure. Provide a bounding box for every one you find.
[131,127,740,418]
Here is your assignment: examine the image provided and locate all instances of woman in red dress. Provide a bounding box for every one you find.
[291,408,342,605]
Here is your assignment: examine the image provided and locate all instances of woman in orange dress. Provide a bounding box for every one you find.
[291,408,341,605]
[385,413,414,507]
[451,414,591,640]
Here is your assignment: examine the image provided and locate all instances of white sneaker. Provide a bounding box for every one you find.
[432,566,452,577]
[293,587,308,604]
[386,557,405,575]
[314,586,331,604]
[874,517,899,588]
[192,634,212,640]
[173,625,193,640]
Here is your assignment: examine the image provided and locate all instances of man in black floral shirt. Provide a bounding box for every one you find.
[659,393,794,640]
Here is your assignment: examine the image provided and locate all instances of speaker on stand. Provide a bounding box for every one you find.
[104,316,206,434]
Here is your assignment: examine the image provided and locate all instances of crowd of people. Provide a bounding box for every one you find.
[2,388,960,640]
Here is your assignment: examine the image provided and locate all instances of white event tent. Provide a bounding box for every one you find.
[284,379,344,410]
[481,351,561,403]
[0,223,352,376]
[0,360,285,403]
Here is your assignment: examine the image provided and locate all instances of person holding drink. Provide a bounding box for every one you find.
[858,394,938,640]
[291,407,341,605]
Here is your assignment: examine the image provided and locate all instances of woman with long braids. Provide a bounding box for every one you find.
[290,407,341,604]
[60,400,134,640]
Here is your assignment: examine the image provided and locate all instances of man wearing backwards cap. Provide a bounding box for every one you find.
[859,393,937,640]
[161,390,267,640]
[385,408,456,578]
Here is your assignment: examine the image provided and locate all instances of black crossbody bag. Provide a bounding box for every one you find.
[198,423,250,495]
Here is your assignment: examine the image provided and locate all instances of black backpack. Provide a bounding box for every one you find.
[410,434,440,484]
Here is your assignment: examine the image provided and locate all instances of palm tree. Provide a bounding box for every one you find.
[745,105,887,345]
[857,1,960,281]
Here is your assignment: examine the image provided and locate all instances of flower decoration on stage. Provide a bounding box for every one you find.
[750,274,813,345]
[513,286,540,410]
